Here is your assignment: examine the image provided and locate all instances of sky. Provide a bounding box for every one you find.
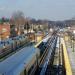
[0,0,75,21]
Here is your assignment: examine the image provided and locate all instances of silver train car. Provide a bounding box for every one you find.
[0,35,29,58]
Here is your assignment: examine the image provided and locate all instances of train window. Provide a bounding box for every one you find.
[1,41,3,44]
[28,64,35,75]
[20,69,26,75]
[23,36,25,38]
[7,41,9,44]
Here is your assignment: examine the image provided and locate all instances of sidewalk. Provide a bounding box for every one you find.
[65,36,75,75]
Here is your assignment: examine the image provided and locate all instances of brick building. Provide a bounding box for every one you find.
[0,23,10,40]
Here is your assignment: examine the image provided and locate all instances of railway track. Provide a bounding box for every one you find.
[32,33,58,75]
[45,36,66,75]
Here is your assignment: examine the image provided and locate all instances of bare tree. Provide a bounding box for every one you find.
[24,18,31,34]
[10,11,25,35]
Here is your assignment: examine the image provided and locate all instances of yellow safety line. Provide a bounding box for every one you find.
[35,40,43,48]
[61,38,72,75]
[35,34,51,48]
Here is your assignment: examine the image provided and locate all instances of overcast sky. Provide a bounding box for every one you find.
[0,0,75,21]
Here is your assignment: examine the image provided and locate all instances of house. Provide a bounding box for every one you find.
[0,23,10,40]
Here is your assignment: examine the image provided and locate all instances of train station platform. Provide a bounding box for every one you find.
[61,36,75,75]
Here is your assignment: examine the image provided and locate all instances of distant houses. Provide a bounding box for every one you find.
[0,16,50,40]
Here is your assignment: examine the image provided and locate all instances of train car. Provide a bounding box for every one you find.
[0,43,5,57]
[12,36,21,49]
[0,34,29,58]
[0,45,40,75]
[4,38,16,51]
[18,35,29,47]
[0,39,16,57]
[12,35,29,49]
[22,35,29,45]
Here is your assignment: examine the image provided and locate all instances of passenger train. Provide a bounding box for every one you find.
[0,34,29,58]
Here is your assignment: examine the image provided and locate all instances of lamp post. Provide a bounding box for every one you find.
[70,36,72,48]
[70,34,72,48]
[72,30,75,52]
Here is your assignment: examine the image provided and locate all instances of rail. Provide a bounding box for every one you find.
[40,36,57,75]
